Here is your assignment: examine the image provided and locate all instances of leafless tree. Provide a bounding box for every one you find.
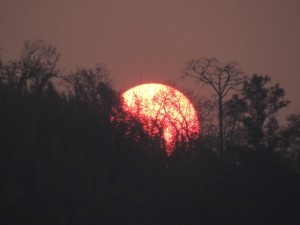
[62,64,112,112]
[21,40,60,96]
[184,57,245,158]
[0,40,60,95]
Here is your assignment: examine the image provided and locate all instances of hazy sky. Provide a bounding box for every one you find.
[1,0,299,116]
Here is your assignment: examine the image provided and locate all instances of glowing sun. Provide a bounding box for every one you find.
[122,83,200,154]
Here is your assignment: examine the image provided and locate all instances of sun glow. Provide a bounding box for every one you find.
[122,83,200,154]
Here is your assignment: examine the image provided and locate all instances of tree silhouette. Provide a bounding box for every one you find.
[223,93,247,148]
[184,57,245,158]
[63,64,111,105]
[280,113,300,171]
[1,41,300,225]
[241,74,290,149]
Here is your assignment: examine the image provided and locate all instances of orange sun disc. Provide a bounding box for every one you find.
[122,83,200,154]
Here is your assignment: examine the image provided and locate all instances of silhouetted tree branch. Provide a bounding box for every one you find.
[184,57,245,158]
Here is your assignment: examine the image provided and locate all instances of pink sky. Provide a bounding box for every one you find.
[1,0,299,117]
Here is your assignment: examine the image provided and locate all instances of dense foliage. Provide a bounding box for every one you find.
[1,40,300,225]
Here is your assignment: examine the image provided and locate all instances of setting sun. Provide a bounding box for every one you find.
[122,83,200,154]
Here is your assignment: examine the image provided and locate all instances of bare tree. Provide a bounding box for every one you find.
[20,40,60,96]
[0,40,60,95]
[184,57,245,158]
[62,64,113,114]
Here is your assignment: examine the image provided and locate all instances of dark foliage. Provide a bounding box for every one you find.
[0,41,300,225]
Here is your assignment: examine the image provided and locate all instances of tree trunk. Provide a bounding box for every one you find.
[219,95,224,159]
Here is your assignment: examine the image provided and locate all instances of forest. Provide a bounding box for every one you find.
[1,40,300,225]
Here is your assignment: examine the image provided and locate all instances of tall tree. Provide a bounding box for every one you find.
[184,57,244,158]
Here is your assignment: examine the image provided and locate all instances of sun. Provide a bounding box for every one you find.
[122,83,200,154]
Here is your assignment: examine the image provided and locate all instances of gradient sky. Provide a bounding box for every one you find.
[1,0,299,116]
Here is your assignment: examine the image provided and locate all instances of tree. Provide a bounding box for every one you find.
[184,90,219,152]
[223,94,247,148]
[241,74,289,149]
[0,40,60,96]
[279,113,300,171]
[62,64,113,114]
[20,40,60,96]
[184,57,245,158]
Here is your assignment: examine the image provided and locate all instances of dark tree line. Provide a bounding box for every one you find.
[1,40,300,225]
